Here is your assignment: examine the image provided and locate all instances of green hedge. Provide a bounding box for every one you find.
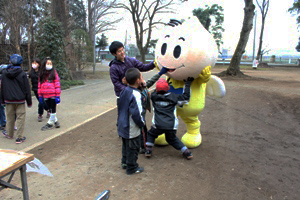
[60,80,85,90]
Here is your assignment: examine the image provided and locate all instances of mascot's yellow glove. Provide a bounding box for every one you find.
[154,58,160,71]
[198,66,211,84]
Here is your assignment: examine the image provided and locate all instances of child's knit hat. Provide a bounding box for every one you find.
[156,78,169,93]
[10,54,23,66]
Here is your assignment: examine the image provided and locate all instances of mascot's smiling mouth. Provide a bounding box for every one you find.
[158,60,185,73]
[167,64,185,73]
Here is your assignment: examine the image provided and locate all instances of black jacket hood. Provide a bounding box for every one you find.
[5,66,23,79]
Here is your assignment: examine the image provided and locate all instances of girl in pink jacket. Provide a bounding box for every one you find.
[38,57,61,131]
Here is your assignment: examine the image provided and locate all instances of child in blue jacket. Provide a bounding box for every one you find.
[118,68,145,175]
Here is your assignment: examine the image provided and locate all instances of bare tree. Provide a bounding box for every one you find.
[255,0,270,61]
[88,0,121,47]
[4,0,27,54]
[0,0,9,44]
[219,0,255,77]
[27,0,33,68]
[116,0,179,63]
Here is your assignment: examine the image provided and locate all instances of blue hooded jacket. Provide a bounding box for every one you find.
[117,86,145,139]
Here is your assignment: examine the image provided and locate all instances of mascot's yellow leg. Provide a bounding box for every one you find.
[180,115,202,148]
[155,134,168,146]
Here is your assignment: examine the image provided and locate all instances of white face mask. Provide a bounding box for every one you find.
[46,65,53,70]
[32,64,37,69]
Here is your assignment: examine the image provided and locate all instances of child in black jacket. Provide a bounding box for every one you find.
[137,67,168,153]
[145,77,194,159]
[1,54,32,144]
[28,58,49,122]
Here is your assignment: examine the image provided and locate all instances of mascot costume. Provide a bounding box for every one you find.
[154,17,226,148]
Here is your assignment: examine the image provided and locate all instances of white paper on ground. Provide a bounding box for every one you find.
[26,158,53,177]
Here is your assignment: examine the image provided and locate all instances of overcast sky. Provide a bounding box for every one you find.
[105,0,299,56]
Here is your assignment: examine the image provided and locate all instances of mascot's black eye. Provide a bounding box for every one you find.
[173,45,181,59]
[161,43,167,55]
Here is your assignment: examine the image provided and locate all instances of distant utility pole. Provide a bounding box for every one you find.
[252,11,257,62]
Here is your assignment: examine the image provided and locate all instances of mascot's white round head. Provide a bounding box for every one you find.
[155,16,218,80]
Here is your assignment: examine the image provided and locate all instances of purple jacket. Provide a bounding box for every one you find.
[109,56,155,97]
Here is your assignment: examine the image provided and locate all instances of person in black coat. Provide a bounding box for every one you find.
[145,77,194,160]
[28,58,49,122]
[0,64,7,129]
[1,54,32,144]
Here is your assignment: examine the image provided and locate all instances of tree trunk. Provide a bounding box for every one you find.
[0,25,8,44]
[256,17,265,61]
[205,18,211,31]
[88,0,94,47]
[27,0,33,69]
[52,0,75,72]
[9,0,21,55]
[10,23,21,55]
[140,49,146,63]
[224,0,255,76]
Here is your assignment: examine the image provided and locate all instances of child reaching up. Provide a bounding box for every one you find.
[38,57,61,131]
[137,67,168,153]
[145,77,194,159]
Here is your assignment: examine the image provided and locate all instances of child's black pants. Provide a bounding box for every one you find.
[121,136,140,174]
[147,127,185,150]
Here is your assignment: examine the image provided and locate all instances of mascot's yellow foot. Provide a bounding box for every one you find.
[181,133,202,148]
[154,134,168,146]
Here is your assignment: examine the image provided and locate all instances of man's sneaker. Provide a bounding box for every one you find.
[54,121,60,128]
[16,137,26,144]
[46,111,50,118]
[145,150,152,158]
[38,115,43,122]
[121,163,127,169]
[2,130,13,139]
[41,123,53,131]
[127,167,144,175]
[182,149,193,160]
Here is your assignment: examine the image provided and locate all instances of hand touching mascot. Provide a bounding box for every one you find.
[154,17,226,148]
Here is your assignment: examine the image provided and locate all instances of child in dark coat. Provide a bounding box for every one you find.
[118,68,145,175]
[145,77,194,159]
[1,54,32,144]
[137,67,168,153]
[28,58,49,122]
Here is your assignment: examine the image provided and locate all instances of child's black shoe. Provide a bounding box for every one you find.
[127,167,144,175]
[41,123,53,131]
[182,149,193,160]
[145,150,152,158]
[55,121,60,128]
[121,163,127,169]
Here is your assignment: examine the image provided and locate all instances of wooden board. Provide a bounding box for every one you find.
[0,149,34,177]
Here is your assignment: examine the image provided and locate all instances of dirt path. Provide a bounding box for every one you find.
[1,67,300,200]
